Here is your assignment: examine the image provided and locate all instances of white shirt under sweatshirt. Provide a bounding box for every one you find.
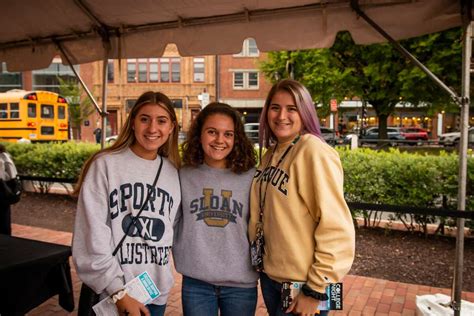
[72,148,181,305]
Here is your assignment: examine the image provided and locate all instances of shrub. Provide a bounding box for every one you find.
[337,147,473,233]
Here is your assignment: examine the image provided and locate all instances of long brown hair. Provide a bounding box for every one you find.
[74,91,180,195]
[182,102,256,173]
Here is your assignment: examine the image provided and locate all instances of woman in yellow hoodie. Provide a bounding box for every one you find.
[249,79,355,316]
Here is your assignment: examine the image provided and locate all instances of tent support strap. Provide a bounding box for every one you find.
[56,42,103,115]
[100,47,109,149]
[350,0,461,106]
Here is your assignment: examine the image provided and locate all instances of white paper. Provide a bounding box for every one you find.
[92,271,160,316]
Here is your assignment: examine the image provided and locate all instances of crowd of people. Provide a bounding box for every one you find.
[68,79,355,316]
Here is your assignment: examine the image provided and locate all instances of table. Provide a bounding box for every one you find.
[0,235,74,315]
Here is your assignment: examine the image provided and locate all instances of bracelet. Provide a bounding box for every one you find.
[112,289,128,303]
[302,284,329,301]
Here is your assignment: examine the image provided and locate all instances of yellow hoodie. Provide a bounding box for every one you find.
[249,134,355,293]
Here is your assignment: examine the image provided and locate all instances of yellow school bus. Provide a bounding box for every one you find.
[0,90,69,142]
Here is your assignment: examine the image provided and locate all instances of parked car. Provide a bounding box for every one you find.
[359,127,405,145]
[244,123,259,143]
[439,127,474,147]
[105,135,118,144]
[400,127,428,141]
[320,127,338,145]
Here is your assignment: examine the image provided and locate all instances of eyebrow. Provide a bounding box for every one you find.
[205,127,234,132]
[139,114,170,119]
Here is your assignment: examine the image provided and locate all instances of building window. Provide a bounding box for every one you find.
[107,60,114,83]
[127,58,181,83]
[160,58,169,82]
[172,99,183,109]
[32,59,79,93]
[234,38,259,57]
[0,62,22,92]
[171,58,180,82]
[138,58,147,83]
[193,58,205,82]
[127,61,136,83]
[233,71,259,89]
[126,99,137,112]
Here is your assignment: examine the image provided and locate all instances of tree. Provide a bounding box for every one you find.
[58,77,94,140]
[260,28,463,140]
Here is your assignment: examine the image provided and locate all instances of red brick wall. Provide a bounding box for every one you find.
[219,53,272,100]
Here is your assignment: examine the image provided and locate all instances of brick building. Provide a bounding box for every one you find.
[218,38,272,123]
[81,44,216,142]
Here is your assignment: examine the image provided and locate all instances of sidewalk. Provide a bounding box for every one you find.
[13,224,474,316]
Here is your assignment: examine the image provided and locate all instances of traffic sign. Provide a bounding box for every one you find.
[330,99,338,112]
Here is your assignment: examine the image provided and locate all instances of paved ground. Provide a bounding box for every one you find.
[12,224,474,316]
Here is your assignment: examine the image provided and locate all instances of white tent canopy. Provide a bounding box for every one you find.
[0,1,472,314]
[0,0,467,71]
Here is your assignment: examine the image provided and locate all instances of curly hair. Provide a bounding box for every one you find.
[182,102,256,173]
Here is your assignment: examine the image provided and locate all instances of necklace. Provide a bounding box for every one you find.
[258,136,300,220]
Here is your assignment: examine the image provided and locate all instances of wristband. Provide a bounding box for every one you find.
[302,284,329,301]
[112,289,128,303]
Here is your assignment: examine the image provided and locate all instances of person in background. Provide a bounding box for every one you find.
[0,144,18,235]
[72,91,181,316]
[173,102,258,316]
[93,127,102,144]
[249,79,355,316]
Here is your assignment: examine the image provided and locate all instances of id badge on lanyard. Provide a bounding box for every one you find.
[250,222,265,271]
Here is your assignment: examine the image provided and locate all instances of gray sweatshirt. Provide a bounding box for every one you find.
[72,148,181,305]
[173,163,258,288]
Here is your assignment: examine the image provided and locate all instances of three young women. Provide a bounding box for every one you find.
[72,91,181,316]
[173,102,258,316]
[249,79,355,316]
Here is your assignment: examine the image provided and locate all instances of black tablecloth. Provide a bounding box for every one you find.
[0,235,75,315]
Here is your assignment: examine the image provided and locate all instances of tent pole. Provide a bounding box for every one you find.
[56,42,102,115]
[100,48,110,149]
[452,19,472,316]
[350,0,461,106]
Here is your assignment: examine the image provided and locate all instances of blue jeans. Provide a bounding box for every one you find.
[147,304,166,316]
[182,275,257,316]
[260,273,329,316]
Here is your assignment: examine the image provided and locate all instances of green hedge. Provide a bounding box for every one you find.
[337,147,473,232]
[2,142,472,233]
[2,142,99,180]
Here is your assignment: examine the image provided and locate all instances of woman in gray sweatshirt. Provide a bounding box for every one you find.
[173,102,258,316]
[72,91,181,316]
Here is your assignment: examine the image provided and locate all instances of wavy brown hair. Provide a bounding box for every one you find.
[182,102,256,173]
[74,91,180,195]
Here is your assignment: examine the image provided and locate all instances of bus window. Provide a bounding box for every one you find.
[41,104,54,118]
[10,103,19,118]
[58,106,66,119]
[0,103,6,118]
[28,103,36,118]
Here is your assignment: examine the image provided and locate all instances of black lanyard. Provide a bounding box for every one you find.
[258,136,300,221]
[112,155,163,256]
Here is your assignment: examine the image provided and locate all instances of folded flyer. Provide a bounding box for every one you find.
[92,271,160,316]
